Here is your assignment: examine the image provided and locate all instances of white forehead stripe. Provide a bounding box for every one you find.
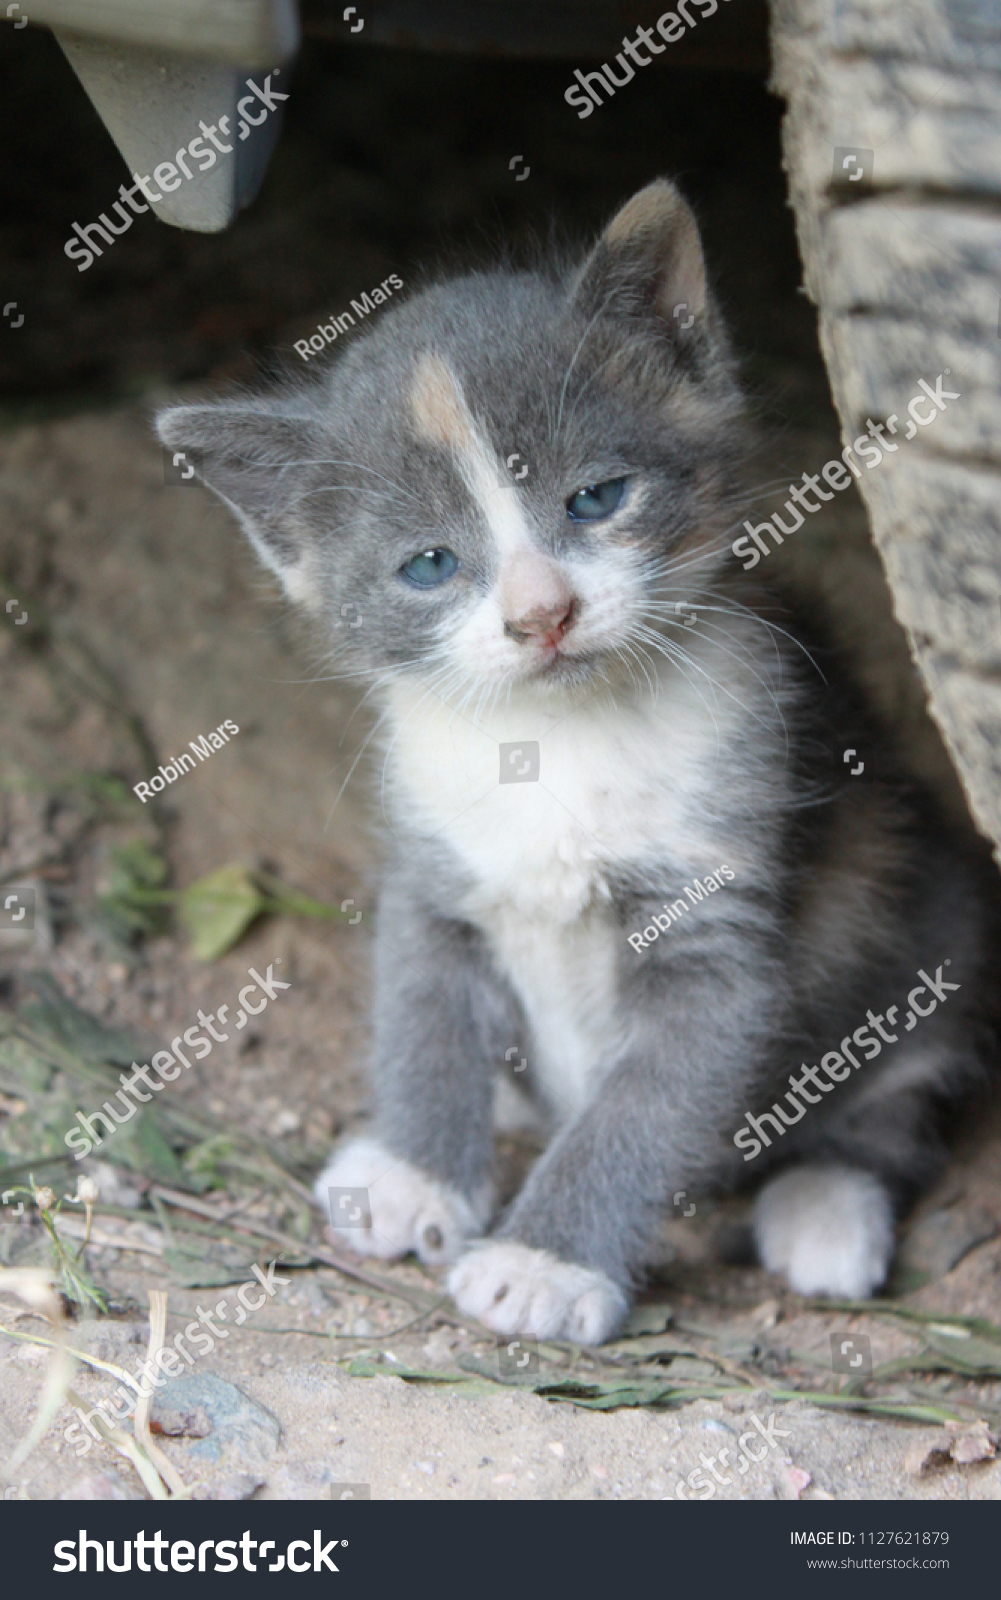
[409,353,535,561]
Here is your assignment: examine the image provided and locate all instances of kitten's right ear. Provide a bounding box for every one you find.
[156,400,324,606]
[570,179,708,336]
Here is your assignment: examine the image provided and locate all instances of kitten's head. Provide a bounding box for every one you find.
[157,180,747,700]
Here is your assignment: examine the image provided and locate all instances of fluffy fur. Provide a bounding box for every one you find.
[157,180,999,1343]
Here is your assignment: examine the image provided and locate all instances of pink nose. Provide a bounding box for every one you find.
[504,599,576,646]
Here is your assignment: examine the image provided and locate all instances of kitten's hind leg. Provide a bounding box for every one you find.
[752,1164,895,1298]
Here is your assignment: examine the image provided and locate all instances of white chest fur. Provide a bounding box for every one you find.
[382,674,733,1117]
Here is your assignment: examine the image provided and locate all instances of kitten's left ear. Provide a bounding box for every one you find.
[571,179,707,332]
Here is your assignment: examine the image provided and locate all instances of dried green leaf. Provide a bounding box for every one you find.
[602,1333,701,1363]
[922,1333,1001,1375]
[0,1035,54,1095]
[162,1243,259,1288]
[179,864,267,961]
[345,1358,440,1381]
[182,1136,237,1190]
[618,1302,674,1338]
[19,973,146,1065]
[108,839,168,892]
[662,1356,719,1381]
[816,1298,1001,1347]
[108,1111,187,1189]
[98,839,172,939]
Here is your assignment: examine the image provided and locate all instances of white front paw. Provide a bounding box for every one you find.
[448,1240,627,1344]
[313,1137,492,1266]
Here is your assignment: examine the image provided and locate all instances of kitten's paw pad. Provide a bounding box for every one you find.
[753,1164,894,1298]
[313,1136,491,1266]
[448,1241,627,1344]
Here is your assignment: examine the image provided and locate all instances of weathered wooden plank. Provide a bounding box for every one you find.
[818,204,1001,330]
[822,313,1001,462]
[828,0,1001,74]
[862,460,1001,631]
[914,665,1001,843]
[774,0,1001,73]
[771,0,1001,861]
[56,34,282,233]
[865,458,1001,845]
[782,57,1001,196]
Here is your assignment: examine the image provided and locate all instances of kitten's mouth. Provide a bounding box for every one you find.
[528,641,598,686]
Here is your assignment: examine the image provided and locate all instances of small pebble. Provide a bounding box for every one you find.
[267,1108,301,1137]
[750,1299,780,1330]
[780,1466,812,1500]
[15,1344,47,1365]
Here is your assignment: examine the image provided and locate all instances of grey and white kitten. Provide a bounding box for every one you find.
[158,181,998,1344]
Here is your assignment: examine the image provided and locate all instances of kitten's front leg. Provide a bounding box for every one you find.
[315,871,522,1267]
[449,959,783,1341]
[447,1064,743,1340]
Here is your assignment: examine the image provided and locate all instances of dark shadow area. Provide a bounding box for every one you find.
[0,22,823,429]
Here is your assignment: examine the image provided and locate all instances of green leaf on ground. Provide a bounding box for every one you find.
[19,972,147,1066]
[99,840,172,939]
[109,1111,187,1189]
[0,1034,55,1094]
[182,1136,239,1191]
[921,1332,1001,1375]
[618,1302,674,1337]
[162,1241,261,1288]
[178,863,268,961]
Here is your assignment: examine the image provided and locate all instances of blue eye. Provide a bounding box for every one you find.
[566,477,627,522]
[400,548,459,588]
